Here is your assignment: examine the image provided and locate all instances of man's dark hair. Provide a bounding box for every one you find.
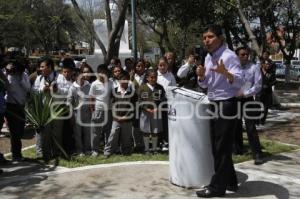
[62,58,75,70]
[119,71,130,80]
[235,46,250,55]
[13,59,26,73]
[97,64,109,75]
[203,25,224,37]
[41,57,54,70]
[111,57,121,65]
[262,50,270,55]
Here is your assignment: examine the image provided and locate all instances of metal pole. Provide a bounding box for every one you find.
[131,0,137,60]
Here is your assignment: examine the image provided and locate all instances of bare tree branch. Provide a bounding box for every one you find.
[236,0,261,55]
[71,0,107,56]
[106,0,129,62]
[105,0,113,33]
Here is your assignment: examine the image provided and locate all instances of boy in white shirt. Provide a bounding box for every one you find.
[68,70,91,156]
[89,65,112,156]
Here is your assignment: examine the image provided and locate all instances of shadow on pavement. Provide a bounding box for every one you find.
[230,171,289,199]
[0,158,56,189]
[228,181,289,199]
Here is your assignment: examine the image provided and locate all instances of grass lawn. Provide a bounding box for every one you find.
[20,139,299,168]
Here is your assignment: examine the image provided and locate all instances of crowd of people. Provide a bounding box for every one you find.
[0,25,277,197]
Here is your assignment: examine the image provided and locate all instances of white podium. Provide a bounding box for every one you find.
[167,87,214,188]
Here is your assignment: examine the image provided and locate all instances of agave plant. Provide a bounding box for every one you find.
[25,92,69,160]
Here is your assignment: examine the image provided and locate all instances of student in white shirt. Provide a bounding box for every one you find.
[68,70,91,156]
[58,58,75,154]
[156,57,176,151]
[157,57,176,90]
[89,65,112,156]
[5,61,30,162]
[32,57,68,160]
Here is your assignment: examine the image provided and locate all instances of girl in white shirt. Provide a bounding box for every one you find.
[157,57,176,91]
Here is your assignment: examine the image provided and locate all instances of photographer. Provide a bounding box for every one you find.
[177,54,207,93]
[5,61,31,162]
[0,68,9,170]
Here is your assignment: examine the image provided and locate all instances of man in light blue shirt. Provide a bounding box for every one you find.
[234,47,263,165]
[196,25,243,198]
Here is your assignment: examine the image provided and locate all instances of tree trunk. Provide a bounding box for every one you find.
[105,0,129,64]
[162,23,175,52]
[158,35,166,57]
[259,15,267,51]
[89,33,95,55]
[236,0,261,56]
[180,27,188,60]
[71,0,107,57]
[224,24,234,50]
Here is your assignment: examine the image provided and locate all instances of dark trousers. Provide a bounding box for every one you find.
[62,119,75,155]
[5,103,25,159]
[159,110,169,144]
[259,92,272,124]
[235,97,262,156]
[209,98,238,192]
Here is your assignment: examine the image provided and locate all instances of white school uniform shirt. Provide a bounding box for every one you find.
[6,72,31,105]
[177,62,192,78]
[55,74,73,98]
[109,77,119,89]
[68,80,91,123]
[134,73,145,85]
[157,70,176,91]
[32,71,58,93]
[68,80,91,110]
[89,79,112,110]
[32,72,72,102]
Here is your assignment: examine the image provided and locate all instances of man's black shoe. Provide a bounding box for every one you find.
[227,185,238,192]
[196,187,225,198]
[254,154,264,165]
[0,157,9,165]
[12,157,25,164]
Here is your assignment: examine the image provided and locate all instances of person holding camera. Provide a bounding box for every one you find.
[5,61,31,162]
[32,57,60,159]
[177,54,207,93]
[0,69,9,170]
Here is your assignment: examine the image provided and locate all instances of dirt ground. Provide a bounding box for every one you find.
[0,128,36,155]
[259,108,300,145]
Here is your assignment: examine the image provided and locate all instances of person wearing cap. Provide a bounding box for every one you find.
[195,25,243,198]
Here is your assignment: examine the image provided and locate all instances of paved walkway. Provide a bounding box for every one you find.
[1,89,299,198]
[1,150,300,199]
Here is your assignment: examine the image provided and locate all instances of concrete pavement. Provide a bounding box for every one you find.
[1,89,299,198]
[1,150,300,199]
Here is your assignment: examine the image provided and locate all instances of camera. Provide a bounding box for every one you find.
[6,64,16,75]
[6,61,25,75]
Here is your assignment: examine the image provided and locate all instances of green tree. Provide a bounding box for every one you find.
[0,0,78,55]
